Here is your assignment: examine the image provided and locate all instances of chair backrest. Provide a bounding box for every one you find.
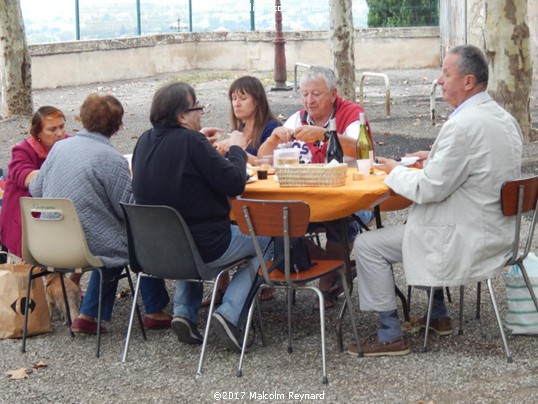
[231,198,310,238]
[120,203,207,280]
[500,175,538,262]
[20,197,104,269]
[231,198,310,281]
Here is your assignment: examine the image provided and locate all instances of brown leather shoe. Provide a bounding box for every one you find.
[348,334,410,357]
[201,288,224,309]
[418,316,453,336]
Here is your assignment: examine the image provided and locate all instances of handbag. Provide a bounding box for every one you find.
[504,252,538,335]
[271,236,313,274]
[0,257,51,339]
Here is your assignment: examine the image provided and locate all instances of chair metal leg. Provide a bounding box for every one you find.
[459,286,464,336]
[311,286,328,384]
[197,273,227,375]
[124,267,147,341]
[122,273,142,362]
[59,273,75,336]
[476,281,481,319]
[287,288,293,354]
[518,262,538,313]
[423,286,435,352]
[486,278,512,363]
[255,294,266,347]
[22,266,39,353]
[197,265,248,375]
[237,293,258,377]
[96,268,104,358]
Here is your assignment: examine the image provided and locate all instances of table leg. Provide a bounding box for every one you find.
[374,205,383,228]
[336,217,352,352]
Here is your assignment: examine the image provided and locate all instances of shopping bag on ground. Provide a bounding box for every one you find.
[504,252,538,335]
[0,260,51,339]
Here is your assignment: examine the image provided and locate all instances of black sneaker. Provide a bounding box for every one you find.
[171,316,203,345]
[212,312,242,353]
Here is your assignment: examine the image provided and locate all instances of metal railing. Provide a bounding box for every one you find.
[20,1,438,45]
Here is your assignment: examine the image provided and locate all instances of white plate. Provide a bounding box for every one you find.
[399,156,420,166]
[246,176,257,184]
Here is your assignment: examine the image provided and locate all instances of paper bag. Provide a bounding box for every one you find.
[0,263,51,339]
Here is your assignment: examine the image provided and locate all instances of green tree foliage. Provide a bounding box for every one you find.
[366,0,438,27]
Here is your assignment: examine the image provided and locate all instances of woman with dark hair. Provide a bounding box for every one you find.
[215,76,280,164]
[0,106,68,258]
[206,76,280,304]
[132,81,272,351]
[30,93,170,334]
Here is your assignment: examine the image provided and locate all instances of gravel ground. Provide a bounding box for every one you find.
[1,68,538,403]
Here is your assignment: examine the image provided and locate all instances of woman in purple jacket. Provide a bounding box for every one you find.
[0,106,68,258]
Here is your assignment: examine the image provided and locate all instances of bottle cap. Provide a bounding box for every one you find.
[328,118,336,131]
[359,112,366,125]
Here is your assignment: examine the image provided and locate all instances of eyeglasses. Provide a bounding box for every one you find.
[186,103,205,113]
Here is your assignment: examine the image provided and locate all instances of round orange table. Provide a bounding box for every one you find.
[242,168,396,222]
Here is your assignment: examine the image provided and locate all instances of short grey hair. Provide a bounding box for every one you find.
[449,45,489,87]
[300,66,337,91]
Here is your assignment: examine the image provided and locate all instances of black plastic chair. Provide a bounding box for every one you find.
[120,203,249,374]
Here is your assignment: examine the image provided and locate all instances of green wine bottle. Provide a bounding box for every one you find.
[356,113,374,173]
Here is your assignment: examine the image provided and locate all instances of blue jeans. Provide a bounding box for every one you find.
[310,210,374,244]
[173,225,272,326]
[80,267,169,322]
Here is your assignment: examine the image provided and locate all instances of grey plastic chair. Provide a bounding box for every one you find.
[20,197,142,358]
[120,203,249,374]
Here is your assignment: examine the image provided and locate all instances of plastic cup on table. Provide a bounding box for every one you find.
[254,157,270,180]
[357,159,371,177]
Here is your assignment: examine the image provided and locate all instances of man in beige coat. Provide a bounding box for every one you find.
[349,45,523,357]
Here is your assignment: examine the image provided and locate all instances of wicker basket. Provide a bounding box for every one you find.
[277,163,348,187]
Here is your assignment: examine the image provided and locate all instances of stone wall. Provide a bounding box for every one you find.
[29,27,440,89]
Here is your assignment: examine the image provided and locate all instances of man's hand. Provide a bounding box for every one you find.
[376,157,399,174]
[200,127,223,145]
[267,126,294,145]
[405,151,429,169]
[214,139,230,155]
[293,126,325,143]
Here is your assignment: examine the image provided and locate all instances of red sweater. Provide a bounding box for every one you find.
[299,96,374,163]
[0,138,48,257]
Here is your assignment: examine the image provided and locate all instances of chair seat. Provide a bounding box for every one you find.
[262,259,344,283]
